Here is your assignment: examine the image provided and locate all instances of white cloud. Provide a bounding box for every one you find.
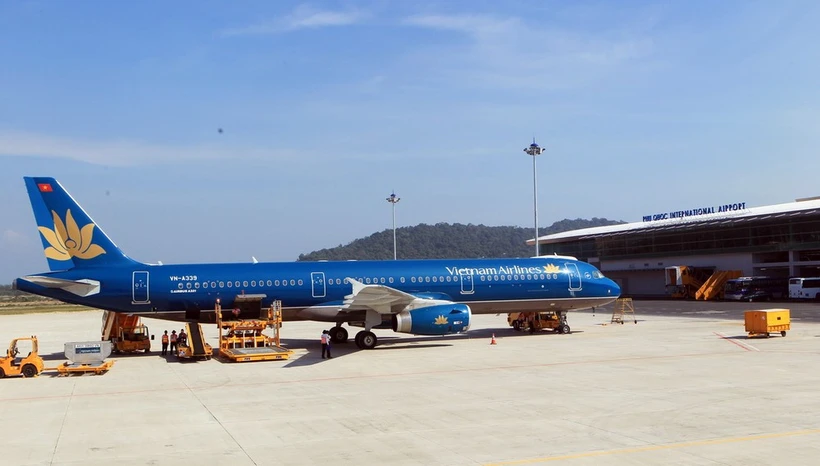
[222,5,368,36]
[0,130,301,167]
[2,229,30,247]
[400,13,654,91]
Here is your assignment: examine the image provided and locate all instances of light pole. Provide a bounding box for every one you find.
[524,139,544,257]
[386,191,400,260]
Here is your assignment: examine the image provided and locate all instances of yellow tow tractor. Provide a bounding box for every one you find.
[0,336,45,378]
[0,337,114,378]
[508,311,571,334]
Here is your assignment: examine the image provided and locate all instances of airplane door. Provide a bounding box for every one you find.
[565,263,582,291]
[311,272,326,298]
[132,271,150,304]
[460,272,474,294]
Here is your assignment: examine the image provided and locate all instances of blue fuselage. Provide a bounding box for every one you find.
[15,257,620,322]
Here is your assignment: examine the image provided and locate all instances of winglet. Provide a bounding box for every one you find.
[346,277,366,295]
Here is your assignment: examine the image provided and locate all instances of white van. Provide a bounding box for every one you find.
[788,277,820,300]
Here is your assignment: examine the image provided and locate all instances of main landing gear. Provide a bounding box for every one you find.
[329,326,348,344]
[354,331,377,350]
[330,310,381,350]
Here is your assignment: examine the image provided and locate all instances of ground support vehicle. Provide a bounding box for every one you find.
[216,297,294,362]
[508,311,570,334]
[745,309,790,338]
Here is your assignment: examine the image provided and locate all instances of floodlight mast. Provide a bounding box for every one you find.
[386,192,401,260]
[524,139,544,257]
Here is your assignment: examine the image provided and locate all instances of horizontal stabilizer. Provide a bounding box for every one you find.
[22,275,100,297]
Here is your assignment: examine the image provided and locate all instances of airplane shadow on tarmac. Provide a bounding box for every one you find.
[279,326,583,367]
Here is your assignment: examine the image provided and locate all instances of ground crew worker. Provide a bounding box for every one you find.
[170,330,178,355]
[161,330,169,356]
[320,330,332,359]
[179,328,187,347]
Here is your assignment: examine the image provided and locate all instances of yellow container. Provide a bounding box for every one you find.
[744,309,790,337]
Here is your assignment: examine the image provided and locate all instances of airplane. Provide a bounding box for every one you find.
[12,177,621,349]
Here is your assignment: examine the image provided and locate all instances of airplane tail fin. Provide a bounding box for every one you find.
[24,177,138,271]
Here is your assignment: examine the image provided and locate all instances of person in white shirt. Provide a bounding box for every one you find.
[320,330,332,359]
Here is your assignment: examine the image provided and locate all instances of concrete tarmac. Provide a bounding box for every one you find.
[1,304,820,465]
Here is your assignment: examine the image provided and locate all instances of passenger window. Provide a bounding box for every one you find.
[290,280,295,286]
[388,277,394,284]
[500,276,506,281]
[298,279,303,285]
[365,278,371,284]
[275,280,280,286]
[267,280,272,286]
[432,276,438,282]
[411,277,416,283]
[218,281,224,288]
[527,274,532,280]
[243,281,248,287]
[196,282,201,289]
[251,281,256,287]
[425,277,430,283]
[227,282,233,288]
[380,277,385,284]
[235,281,240,287]
[400,277,405,283]
[211,281,217,288]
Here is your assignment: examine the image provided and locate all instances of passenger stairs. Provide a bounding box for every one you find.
[101,312,140,341]
[695,270,742,300]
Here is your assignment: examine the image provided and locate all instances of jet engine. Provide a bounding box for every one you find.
[391,303,471,335]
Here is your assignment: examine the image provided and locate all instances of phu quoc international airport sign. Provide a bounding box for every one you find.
[643,202,747,222]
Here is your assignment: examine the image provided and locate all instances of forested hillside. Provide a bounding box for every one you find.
[297,218,624,261]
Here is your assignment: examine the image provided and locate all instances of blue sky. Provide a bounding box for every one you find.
[2,0,820,283]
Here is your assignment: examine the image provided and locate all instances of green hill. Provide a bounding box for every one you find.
[297,218,624,261]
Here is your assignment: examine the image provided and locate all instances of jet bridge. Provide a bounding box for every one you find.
[215,296,293,362]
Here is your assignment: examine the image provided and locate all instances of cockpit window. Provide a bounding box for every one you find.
[592,271,604,279]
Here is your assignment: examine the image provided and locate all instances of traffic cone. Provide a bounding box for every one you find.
[490,333,497,345]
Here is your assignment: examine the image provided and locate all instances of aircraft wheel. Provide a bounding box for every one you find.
[330,326,348,344]
[0,368,5,378]
[781,331,787,337]
[22,364,37,378]
[559,324,571,334]
[512,321,521,331]
[356,331,377,350]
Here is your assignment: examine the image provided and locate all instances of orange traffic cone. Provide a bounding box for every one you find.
[490,333,497,345]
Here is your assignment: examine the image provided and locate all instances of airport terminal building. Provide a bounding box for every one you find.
[530,197,820,297]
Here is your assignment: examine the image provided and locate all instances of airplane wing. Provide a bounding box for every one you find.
[342,278,420,314]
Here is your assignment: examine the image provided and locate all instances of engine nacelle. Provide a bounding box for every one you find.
[391,303,471,336]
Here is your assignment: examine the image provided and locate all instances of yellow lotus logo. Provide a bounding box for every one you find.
[544,264,561,273]
[38,209,105,261]
[434,315,448,325]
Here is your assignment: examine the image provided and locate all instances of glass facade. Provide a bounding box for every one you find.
[541,216,820,262]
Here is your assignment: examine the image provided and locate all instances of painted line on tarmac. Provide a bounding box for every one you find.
[0,350,742,402]
[483,428,820,465]
[714,332,759,351]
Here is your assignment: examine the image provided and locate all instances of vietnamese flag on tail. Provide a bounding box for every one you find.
[38,183,53,192]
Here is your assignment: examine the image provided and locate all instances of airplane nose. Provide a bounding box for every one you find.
[608,278,621,297]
